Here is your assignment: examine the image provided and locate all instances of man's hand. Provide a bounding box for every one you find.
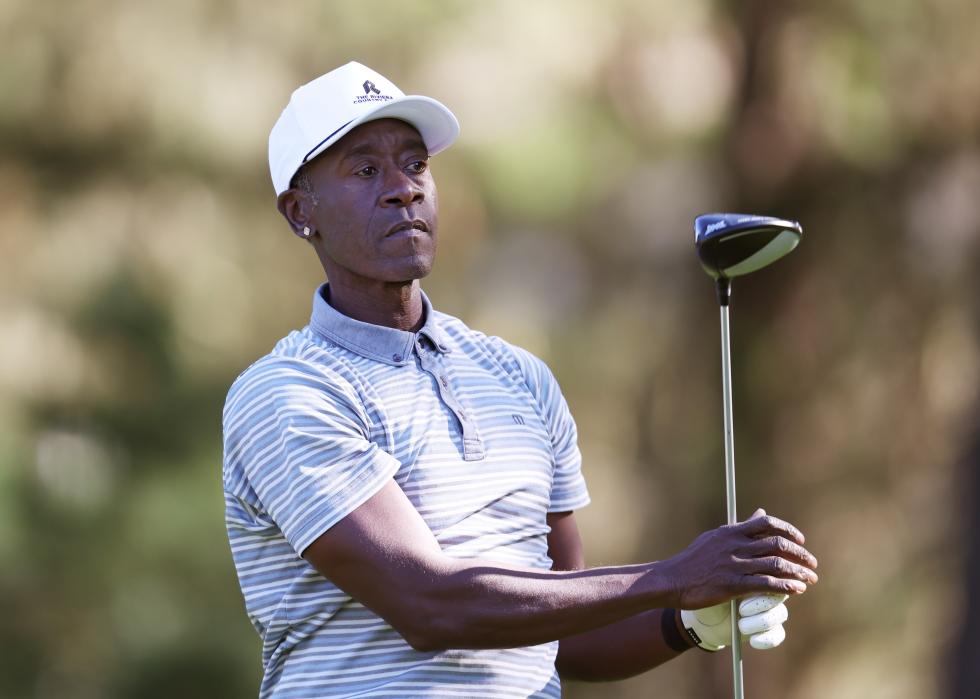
[681,593,789,651]
[657,508,818,610]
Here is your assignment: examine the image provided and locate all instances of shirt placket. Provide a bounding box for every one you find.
[414,337,485,461]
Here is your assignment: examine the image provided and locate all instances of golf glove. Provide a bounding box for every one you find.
[680,593,788,651]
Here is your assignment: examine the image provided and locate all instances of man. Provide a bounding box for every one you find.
[223,61,818,698]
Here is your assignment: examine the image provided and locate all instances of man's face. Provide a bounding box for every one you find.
[298,118,438,286]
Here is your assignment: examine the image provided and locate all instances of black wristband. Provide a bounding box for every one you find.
[660,608,693,653]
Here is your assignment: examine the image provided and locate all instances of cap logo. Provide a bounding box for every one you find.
[355,78,393,105]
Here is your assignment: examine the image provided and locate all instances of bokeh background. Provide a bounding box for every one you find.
[2,1,979,697]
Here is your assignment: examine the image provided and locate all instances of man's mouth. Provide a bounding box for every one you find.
[386,220,429,237]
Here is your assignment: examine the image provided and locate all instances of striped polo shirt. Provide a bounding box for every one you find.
[223,283,590,698]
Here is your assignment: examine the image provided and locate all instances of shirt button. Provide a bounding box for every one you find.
[393,354,402,362]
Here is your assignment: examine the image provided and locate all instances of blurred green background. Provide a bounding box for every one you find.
[2,1,978,697]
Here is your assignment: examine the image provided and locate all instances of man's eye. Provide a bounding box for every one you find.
[356,166,378,177]
[407,160,428,174]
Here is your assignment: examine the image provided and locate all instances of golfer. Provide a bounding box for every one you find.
[223,61,818,698]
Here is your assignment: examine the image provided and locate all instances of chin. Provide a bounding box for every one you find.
[394,266,433,283]
[385,255,435,282]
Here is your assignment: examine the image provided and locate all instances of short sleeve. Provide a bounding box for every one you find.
[508,347,591,513]
[222,358,400,554]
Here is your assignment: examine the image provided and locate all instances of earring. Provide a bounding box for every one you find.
[302,226,312,238]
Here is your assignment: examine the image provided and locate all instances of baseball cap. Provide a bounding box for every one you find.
[268,61,460,195]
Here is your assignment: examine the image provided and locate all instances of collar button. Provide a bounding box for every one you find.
[393,354,403,362]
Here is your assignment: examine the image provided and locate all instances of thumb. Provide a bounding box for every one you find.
[694,602,730,626]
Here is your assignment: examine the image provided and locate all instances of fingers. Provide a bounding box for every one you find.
[739,593,787,616]
[738,602,788,635]
[740,594,789,651]
[748,624,785,650]
[737,512,806,545]
[743,555,818,586]
[743,536,819,570]
[740,574,808,595]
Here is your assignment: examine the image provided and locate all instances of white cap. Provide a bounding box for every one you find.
[268,61,460,195]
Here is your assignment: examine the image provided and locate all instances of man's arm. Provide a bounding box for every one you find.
[549,511,694,681]
[302,480,817,653]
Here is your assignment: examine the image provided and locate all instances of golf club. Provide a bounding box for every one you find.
[694,213,803,699]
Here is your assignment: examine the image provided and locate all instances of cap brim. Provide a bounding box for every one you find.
[302,95,460,167]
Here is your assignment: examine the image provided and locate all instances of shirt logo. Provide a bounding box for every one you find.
[512,414,525,425]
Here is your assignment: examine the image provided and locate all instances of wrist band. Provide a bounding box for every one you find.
[660,608,693,653]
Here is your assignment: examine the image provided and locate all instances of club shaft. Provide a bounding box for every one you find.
[719,304,744,699]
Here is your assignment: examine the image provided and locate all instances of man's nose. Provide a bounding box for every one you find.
[381,169,424,207]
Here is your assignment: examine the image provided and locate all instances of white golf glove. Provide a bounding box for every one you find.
[680,593,788,651]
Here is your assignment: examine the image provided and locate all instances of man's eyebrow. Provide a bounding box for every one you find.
[403,139,428,154]
[340,139,429,160]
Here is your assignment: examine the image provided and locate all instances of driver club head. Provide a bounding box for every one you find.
[694,213,802,281]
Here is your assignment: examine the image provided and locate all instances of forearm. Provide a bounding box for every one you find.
[304,483,816,656]
[387,558,673,652]
[304,483,677,652]
[556,608,692,681]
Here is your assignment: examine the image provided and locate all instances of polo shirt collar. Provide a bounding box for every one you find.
[308,283,449,366]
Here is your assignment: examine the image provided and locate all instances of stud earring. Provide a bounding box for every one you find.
[302,226,312,238]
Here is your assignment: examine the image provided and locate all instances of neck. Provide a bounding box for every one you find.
[324,278,425,331]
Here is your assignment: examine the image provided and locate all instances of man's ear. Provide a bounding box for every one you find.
[277,189,316,240]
